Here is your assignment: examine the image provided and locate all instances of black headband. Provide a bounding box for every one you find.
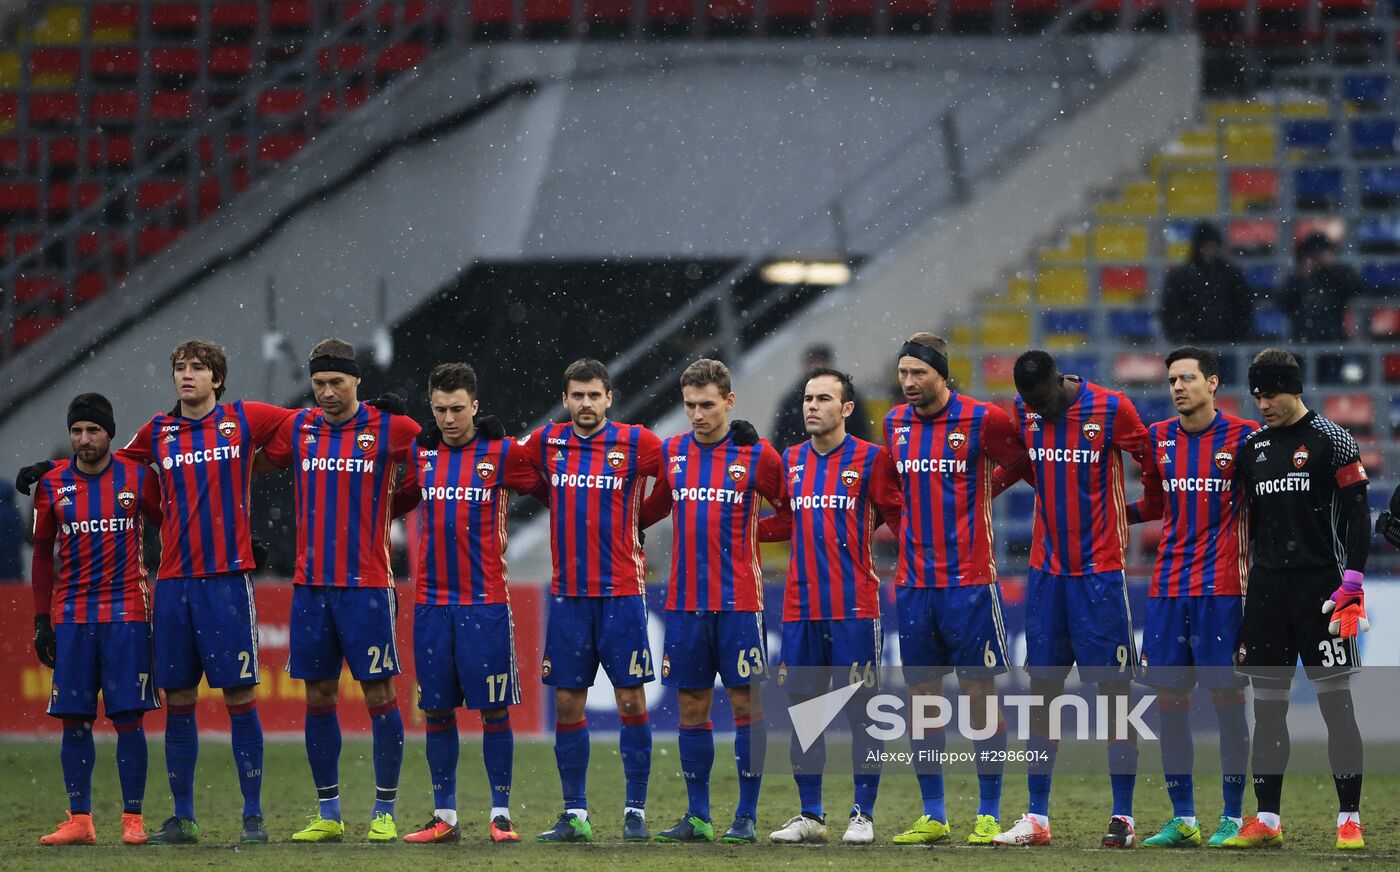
[898,342,949,379]
[309,355,360,378]
[1248,362,1303,396]
[68,403,115,439]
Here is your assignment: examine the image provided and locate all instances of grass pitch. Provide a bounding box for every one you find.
[3,736,1398,870]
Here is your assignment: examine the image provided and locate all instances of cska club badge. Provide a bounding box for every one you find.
[541,656,552,678]
[356,431,377,452]
[840,467,861,488]
[217,419,237,439]
[661,654,671,679]
[1215,450,1234,470]
[117,489,136,510]
[947,429,967,451]
[728,462,748,482]
[1292,445,1310,469]
[1081,420,1103,441]
[476,459,496,482]
[776,662,788,686]
[606,449,626,469]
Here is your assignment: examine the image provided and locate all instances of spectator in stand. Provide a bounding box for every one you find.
[770,344,870,450]
[0,479,19,582]
[1159,222,1254,344]
[1281,233,1364,344]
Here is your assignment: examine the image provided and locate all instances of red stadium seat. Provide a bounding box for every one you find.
[92,48,141,79]
[647,0,694,22]
[152,47,201,76]
[768,0,817,19]
[76,271,109,303]
[138,226,185,257]
[91,3,141,29]
[151,90,194,121]
[136,179,187,211]
[1323,393,1374,436]
[320,44,368,73]
[0,229,42,257]
[29,48,79,77]
[0,182,41,212]
[28,92,80,124]
[1372,306,1400,339]
[1228,219,1278,255]
[258,132,308,162]
[317,86,370,119]
[91,91,140,123]
[586,0,633,25]
[258,88,306,118]
[1384,353,1400,383]
[473,0,515,26]
[15,275,61,302]
[212,1,260,29]
[377,43,429,73]
[707,0,756,24]
[1114,352,1161,384]
[270,1,313,29]
[47,181,103,213]
[150,2,200,31]
[88,135,134,167]
[209,46,254,77]
[829,0,877,16]
[11,315,63,348]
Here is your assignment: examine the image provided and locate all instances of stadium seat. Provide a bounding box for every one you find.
[978,311,1031,348]
[1041,310,1092,348]
[1038,231,1087,263]
[1253,306,1289,337]
[1360,166,1400,208]
[1099,265,1149,303]
[1371,306,1400,339]
[1324,393,1374,436]
[983,355,1017,392]
[1284,119,1335,153]
[1228,218,1278,255]
[1165,169,1217,216]
[1114,352,1161,385]
[1136,395,1175,426]
[1294,166,1344,209]
[1092,223,1148,261]
[1358,217,1400,254]
[1363,262,1400,293]
[1351,118,1397,156]
[1243,264,1280,294]
[11,315,62,348]
[138,226,184,257]
[1343,73,1389,106]
[1036,267,1088,306]
[1229,168,1278,213]
[1223,121,1275,163]
[1108,309,1155,341]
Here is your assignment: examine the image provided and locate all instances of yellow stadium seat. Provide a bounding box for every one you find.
[1044,334,1086,351]
[948,324,975,347]
[1210,101,1272,121]
[92,27,136,44]
[32,72,76,89]
[31,6,83,45]
[1038,231,1086,264]
[1005,274,1032,304]
[0,53,17,88]
[1096,180,1159,218]
[947,358,973,390]
[1223,122,1275,164]
[1281,101,1328,118]
[1036,267,1088,306]
[1164,169,1219,217]
[978,311,1031,349]
[1092,223,1149,261]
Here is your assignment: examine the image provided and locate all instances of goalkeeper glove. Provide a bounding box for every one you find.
[34,615,56,669]
[1322,569,1370,638]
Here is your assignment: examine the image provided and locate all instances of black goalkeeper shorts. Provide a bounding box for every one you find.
[1235,567,1360,681]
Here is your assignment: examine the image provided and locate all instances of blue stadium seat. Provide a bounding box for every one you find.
[1108,309,1156,341]
[1253,306,1289,338]
[1363,262,1400,294]
[1351,118,1398,155]
[1285,120,1335,152]
[1294,166,1343,205]
[1136,395,1174,426]
[1243,263,1279,294]
[1344,74,1388,105]
[1041,310,1093,336]
[1390,393,1400,436]
[1358,217,1400,253]
[1360,166,1400,207]
[1057,353,1098,382]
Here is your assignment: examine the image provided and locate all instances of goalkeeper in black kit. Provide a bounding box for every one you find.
[1227,348,1371,851]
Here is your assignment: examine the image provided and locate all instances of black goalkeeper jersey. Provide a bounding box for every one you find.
[1240,410,1368,572]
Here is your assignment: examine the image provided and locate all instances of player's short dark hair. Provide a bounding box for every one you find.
[680,358,732,395]
[170,338,228,400]
[807,366,855,405]
[1013,350,1059,394]
[309,337,356,362]
[1165,346,1220,381]
[906,331,949,357]
[563,358,612,393]
[428,363,478,399]
[1252,347,1300,369]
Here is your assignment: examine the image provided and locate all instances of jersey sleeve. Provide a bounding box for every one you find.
[243,401,298,446]
[639,470,674,530]
[1329,423,1368,489]
[638,427,664,477]
[756,441,789,507]
[31,478,55,540]
[871,447,904,535]
[30,481,55,618]
[502,440,549,504]
[139,469,164,525]
[260,414,296,469]
[390,450,422,518]
[1127,427,1164,524]
[389,414,422,461]
[516,427,546,473]
[982,403,1033,496]
[120,418,156,464]
[1113,395,1150,466]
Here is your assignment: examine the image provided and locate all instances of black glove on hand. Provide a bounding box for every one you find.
[417,422,443,449]
[731,419,760,446]
[34,615,56,669]
[1378,483,1400,549]
[250,536,270,569]
[366,392,408,416]
[15,460,55,496]
[476,415,507,440]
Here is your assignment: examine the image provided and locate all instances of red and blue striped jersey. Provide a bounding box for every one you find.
[759,435,902,621]
[400,435,545,606]
[640,432,788,612]
[519,420,663,598]
[1132,412,1254,597]
[1013,378,1150,576]
[264,403,420,588]
[884,393,1024,589]
[31,457,161,624]
[125,400,291,581]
